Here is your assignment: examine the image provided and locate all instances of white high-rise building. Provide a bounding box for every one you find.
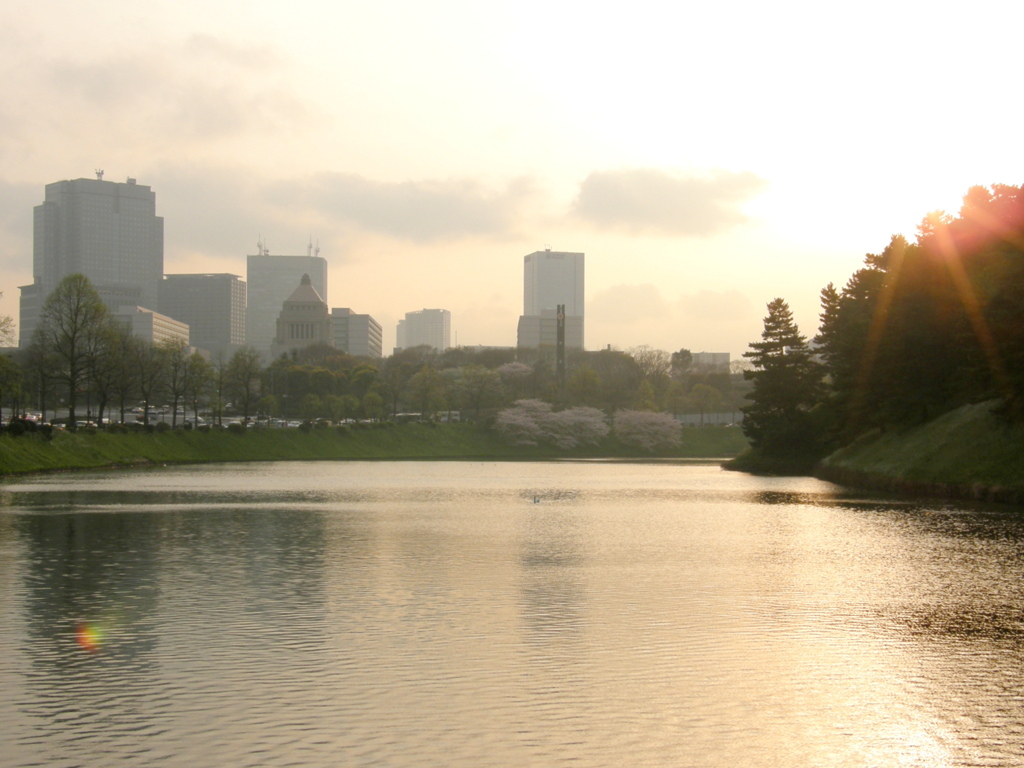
[517,249,584,349]
[331,308,383,358]
[395,308,450,352]
[20,174,164,345]
[246,243,328,356]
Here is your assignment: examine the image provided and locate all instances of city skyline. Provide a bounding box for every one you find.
[2,1,1022,357]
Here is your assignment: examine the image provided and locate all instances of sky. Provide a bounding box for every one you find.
[3,0,1022,357]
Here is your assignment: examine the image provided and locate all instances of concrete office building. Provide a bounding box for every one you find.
[516,249,584,349]
[331,308,383,358]
[395,308,450,352]
[516,312,584,349]
[270,274,333,360]
[691,352,731,373]
[246,242,328,356]
[160,273,246,356]
[20,173,164,345]
[114,306,189,346]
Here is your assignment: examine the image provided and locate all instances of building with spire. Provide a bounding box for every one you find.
[270,274,332,360]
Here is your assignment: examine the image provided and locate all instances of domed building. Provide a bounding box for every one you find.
[270,274,332,359]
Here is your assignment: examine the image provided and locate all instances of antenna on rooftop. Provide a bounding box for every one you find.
[95,169,104,181]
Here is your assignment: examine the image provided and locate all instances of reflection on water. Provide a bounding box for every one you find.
[1,461,1024,767]
[519,506,588,648]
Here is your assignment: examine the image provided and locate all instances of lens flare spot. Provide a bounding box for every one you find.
[75,622,104,653]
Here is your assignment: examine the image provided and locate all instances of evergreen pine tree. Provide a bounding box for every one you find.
[741,298,824,460]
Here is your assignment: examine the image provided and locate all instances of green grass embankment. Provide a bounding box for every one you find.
[816,401,1024,503]
[0,423,750,477]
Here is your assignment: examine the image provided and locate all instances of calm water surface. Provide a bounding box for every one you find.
[1,461,1023,767]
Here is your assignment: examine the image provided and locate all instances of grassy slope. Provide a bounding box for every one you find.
[817,401,1024,501]
[0,423,749,476]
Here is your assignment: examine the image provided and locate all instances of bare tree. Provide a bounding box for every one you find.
[108,327,140,425]
[88,322,126,427]
[183,351,214,425]
[227,346,264,422]
[628,345,671,379]
[22,335,56,421]
[131,340,167,426]
[210,351,230,426]
[0,290,14,346]
[32,274,109,431]
[162,339,190,427]
[0,354,22,419]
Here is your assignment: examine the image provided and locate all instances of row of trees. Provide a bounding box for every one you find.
[741,183,1024,468]
[3,275,265,430]
[255,342,747,425]
[2,274,749,431]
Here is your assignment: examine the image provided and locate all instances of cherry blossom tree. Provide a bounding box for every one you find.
[613,410,682,452]
[494,399,609,448]
[494,399,548,445]
[546,407,609,448]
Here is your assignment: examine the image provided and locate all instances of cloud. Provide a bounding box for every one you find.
[44,49,310,142]
[572,168,767,236]
[0,180,38,272]
[184,34,285,72]
[588,284,670,324]
[586,284,759,355]
[154,166,277,268]
[674,289,755,324]
[0,180,38,332]
[0,28,313,164]
[266,173,539,243]
[155,166,541,280]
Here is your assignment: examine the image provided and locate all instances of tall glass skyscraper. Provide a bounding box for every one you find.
[20,174,164,345]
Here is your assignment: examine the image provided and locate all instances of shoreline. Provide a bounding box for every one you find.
[813,464,1024,506]
[0,423,750,479]
[813,401,1024,506]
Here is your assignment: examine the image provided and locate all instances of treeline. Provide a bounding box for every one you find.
[739,183,1024,471]
[0,275,748,431]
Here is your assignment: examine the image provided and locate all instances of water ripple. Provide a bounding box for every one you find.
[2,462,1024,767]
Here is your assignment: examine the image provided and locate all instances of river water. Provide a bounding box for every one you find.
[1,461,1023,767]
